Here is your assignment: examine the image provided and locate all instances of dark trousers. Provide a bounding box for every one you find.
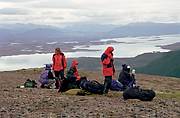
[54,70,65,89]
[103,76,112,94]
[59,77,76,92]
[59,79,68,92]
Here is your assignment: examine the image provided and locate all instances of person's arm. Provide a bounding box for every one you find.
[74,68,80,80]
[66,68,75,79]
[52,54,55,70]
[63,55,67,69]
[101,54,110,65]
[118,71,124,82]
[112,59,115,74]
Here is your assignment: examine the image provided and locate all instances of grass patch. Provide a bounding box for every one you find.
[107,91,123,98]
[63,89,123,98]
[157,91,180,100]
[63,89,180,101]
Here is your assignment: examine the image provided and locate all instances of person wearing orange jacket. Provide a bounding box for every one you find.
[101,46,115,94]
[52,48,67,89]
[66,59,81,86]
[59,59,80,92]
[67,59,81,81]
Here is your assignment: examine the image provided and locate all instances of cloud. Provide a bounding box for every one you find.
[0,0,180,26]
[0,0,36,3]
[0,8,29,15]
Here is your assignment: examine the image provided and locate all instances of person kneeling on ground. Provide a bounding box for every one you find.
[118,64,136,90]
[39,64,56,89]
[59,59,81,92]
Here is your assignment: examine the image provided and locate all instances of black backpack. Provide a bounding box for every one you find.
[123,86,156,101]
[80,78,104,94]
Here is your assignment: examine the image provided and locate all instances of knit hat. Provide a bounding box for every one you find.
[45,64,52,70]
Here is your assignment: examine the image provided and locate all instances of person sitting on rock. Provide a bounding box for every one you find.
[118,64,136,90]
[39,64,56,89]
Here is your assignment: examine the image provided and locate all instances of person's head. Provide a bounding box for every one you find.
[55,48,61,54]
[132,69,136,74]
[122,64,130,73]
[45,64,52,70]
[122,64,127,70]
[127,66,131,73]
[71,59,78,68]
[105,46,114,54]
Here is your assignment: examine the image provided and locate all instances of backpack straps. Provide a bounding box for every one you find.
[101,53,113,68]
[52,54,55,70]
[101,53,108,62]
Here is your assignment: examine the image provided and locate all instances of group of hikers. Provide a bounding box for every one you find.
[39,46,136,94]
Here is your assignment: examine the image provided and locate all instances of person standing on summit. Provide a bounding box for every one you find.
[52,48,67,89]
[101,46,115,94]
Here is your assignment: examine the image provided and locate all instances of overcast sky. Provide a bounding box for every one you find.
[0,0,180,26]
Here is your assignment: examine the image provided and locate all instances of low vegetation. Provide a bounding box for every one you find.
[138,50,180,78]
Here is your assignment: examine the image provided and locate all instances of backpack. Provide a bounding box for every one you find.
[123,86,156,101]
[80,79,104,94]
[24,79,37,88]
[110,80,123,91]
[79,77,88,90]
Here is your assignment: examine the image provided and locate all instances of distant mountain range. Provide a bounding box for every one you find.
[1,22,180,43]
[0,23,114,42]
[107,22,180,38]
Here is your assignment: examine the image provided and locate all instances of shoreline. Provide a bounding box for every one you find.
[0,51,164,72]
[0,36,180,72]
[0,42,174,58]
[1,34,180,57]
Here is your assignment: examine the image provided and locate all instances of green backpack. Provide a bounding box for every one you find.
[24,79,37,88]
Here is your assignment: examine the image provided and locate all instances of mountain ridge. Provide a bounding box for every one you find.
[1,22,180,42]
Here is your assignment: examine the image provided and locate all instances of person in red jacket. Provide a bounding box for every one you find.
[59,59,80,92]
[67,59,81,81]
[52,48,67,89]
[101,46,115,94]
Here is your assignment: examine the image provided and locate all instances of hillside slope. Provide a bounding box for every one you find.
[68,52,164,71]
[137,50,180,78]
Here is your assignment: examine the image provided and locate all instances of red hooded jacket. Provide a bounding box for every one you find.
[52,53,67,71]
[101,47,115,76]
[71,60,80,81]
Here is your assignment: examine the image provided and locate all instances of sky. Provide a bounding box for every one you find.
[0,0,180,26]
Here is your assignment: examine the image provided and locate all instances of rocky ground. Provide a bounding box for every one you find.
[0,69,180,118]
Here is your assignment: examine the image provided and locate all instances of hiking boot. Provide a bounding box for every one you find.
[102,93,108,96]
[40,85,45,88]
[58,89,62,93]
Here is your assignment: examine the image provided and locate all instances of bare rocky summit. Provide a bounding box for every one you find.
[0,69,180,118]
